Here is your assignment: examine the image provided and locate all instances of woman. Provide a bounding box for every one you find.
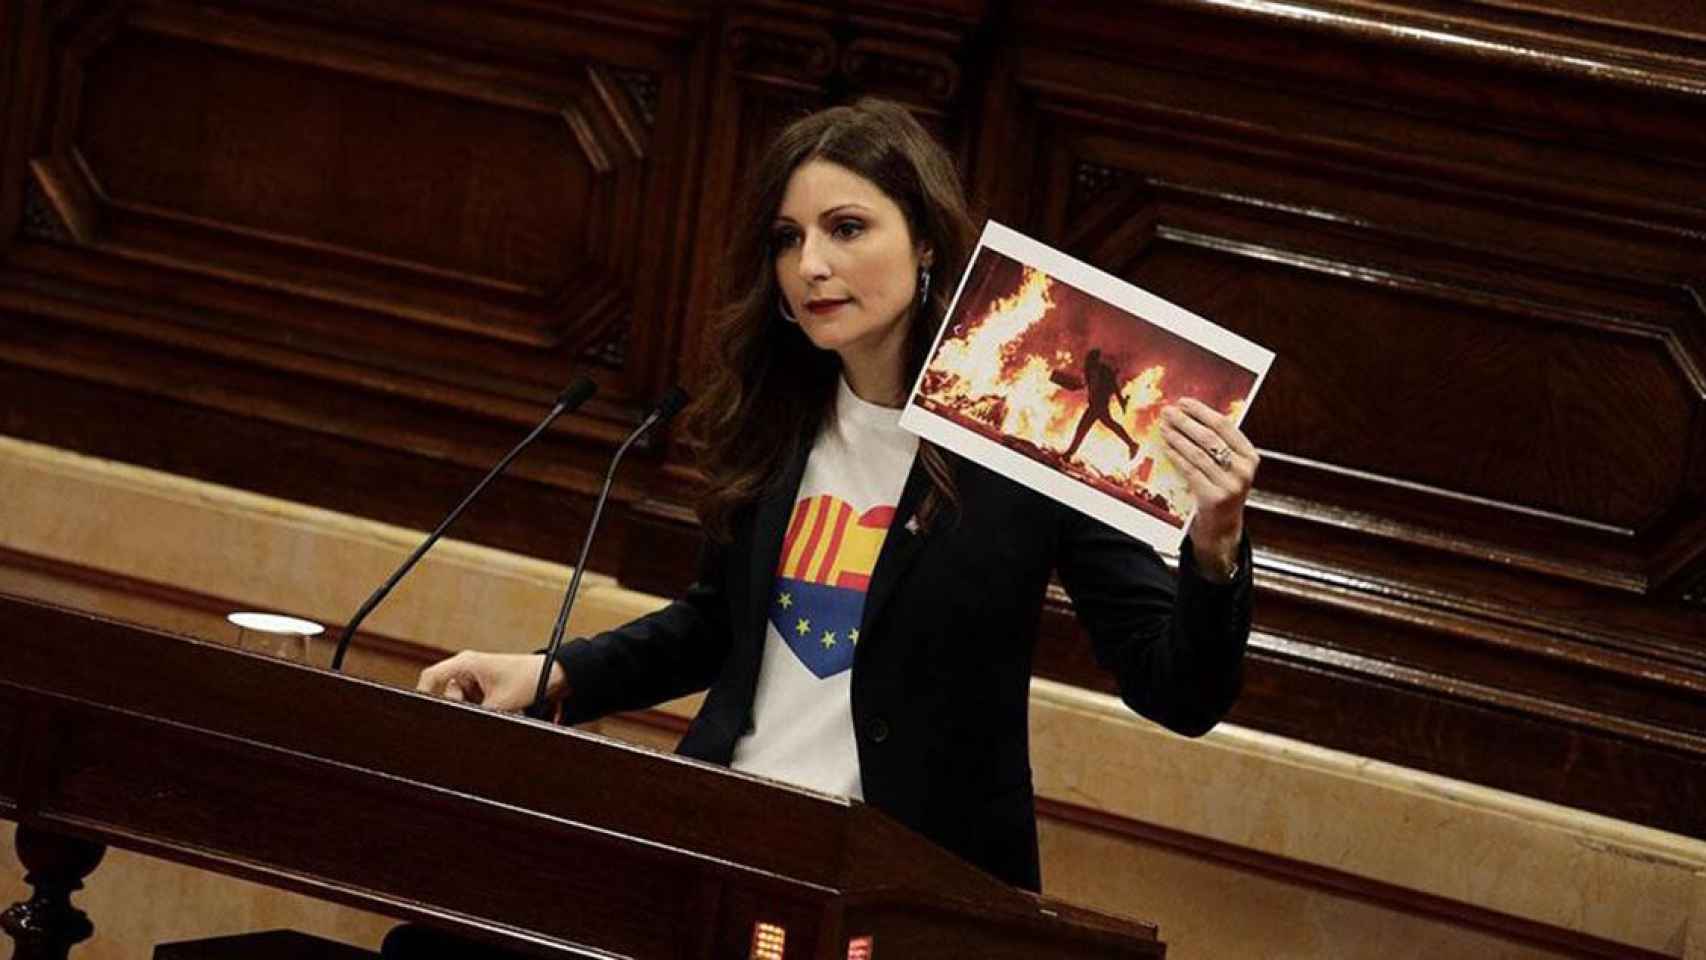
[417,98,1256,893]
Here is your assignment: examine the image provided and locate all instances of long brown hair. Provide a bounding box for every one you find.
[688,99,978,541]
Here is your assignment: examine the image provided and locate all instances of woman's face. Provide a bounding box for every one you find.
[772,160,929,362]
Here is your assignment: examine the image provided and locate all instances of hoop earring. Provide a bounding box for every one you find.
[777,298,798,324]
[918,265,932,307]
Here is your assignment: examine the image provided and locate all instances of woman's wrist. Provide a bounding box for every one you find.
[1189,526,1242,583]
[545,657,569,702]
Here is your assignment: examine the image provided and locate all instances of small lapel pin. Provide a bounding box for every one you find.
[904,516,920,535]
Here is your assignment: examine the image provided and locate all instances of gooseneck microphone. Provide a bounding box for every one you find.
[528,386,690,717]
[329,378,597,671]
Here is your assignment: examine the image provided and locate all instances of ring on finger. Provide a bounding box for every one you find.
[1209,446,1233,468]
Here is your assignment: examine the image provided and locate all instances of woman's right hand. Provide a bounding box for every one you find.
[416,651,566,712]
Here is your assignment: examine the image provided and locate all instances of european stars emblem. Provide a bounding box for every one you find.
[770,494,883,679]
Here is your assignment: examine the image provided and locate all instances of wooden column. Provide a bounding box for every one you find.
[1,826,106,960]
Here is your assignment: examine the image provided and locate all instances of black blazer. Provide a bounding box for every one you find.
[557,447,1252,891]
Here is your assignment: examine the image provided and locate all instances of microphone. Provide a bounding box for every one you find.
[329,378,597,671]
[528,386,690,716]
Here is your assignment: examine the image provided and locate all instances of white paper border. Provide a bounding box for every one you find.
[900,220,1275,554]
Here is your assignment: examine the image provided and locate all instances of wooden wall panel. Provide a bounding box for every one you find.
[1390,0,1706,46]
[1,0,717,541]
[977,0,1706,838]
[3,0,1705,846]
[29,1,656,353]
[988,25,1706,587]
[0,700,16,816]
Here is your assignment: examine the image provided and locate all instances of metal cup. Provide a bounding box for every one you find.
[228,612,325,664]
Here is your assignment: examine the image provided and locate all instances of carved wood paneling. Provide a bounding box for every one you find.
[984,95,1706,611]
[1364,0,1706,48]
[51,718,704,957]
[1,0,717,518]
[3,0,1706,848]
[1032,598,1706,838]
[993,23,1706,581]
[17,181,68,244]
[1031,795,1675,960]
[722,6,980,142]
[972,0,1706,839]
[0,362,636,570]
[0,701,16,813]
[27,2,652,369]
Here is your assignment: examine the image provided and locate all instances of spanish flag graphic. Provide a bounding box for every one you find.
[768,494,895,679]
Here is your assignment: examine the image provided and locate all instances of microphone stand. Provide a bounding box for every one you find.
[528,387,688,717]
[329,379,596,671]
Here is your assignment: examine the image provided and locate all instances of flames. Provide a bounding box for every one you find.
[931,265,1058,399]
[921,267,1196,517]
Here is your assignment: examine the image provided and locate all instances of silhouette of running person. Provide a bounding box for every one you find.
[1062,348,1140,461]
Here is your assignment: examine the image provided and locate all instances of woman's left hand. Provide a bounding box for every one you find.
[1159,398,1259,582]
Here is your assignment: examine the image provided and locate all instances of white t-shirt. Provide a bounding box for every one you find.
[728,377,919,798]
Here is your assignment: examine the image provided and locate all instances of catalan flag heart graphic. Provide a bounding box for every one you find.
[767,495,894,679]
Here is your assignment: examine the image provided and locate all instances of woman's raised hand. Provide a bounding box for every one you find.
[416,651,565,712]
[1159,397,1259,581]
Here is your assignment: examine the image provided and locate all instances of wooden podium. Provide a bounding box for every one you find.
[0,594,1163,959]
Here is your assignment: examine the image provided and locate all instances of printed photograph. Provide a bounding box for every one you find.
[901,221,1274,552]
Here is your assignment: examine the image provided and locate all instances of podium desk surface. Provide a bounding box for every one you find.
[0,592,1162,959]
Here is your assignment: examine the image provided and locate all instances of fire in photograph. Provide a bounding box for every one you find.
[914,248,1258,527]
